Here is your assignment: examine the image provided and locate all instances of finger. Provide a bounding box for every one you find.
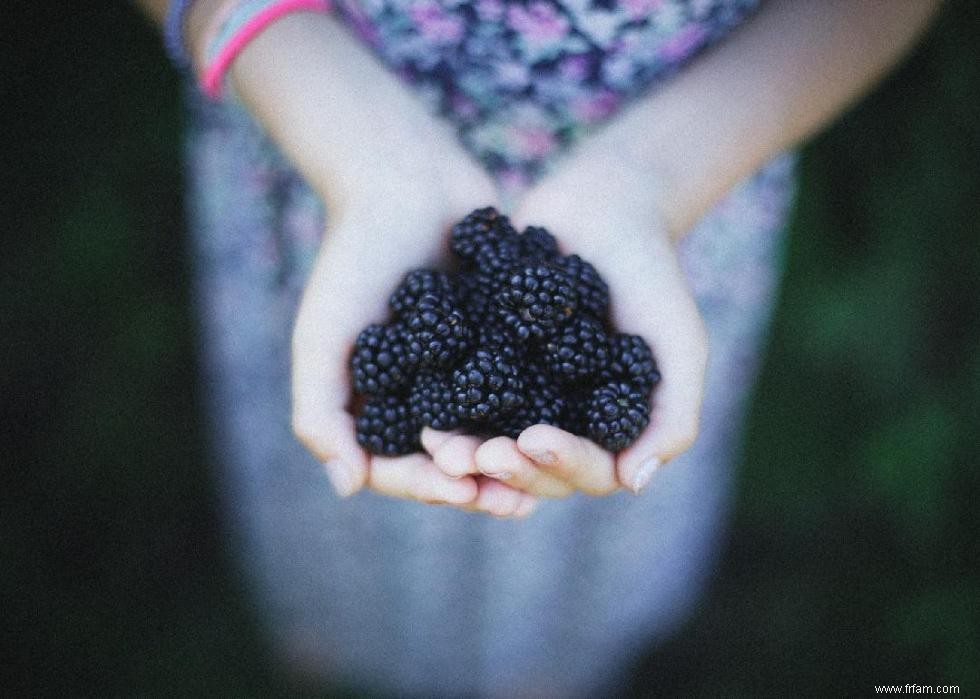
[431,433,484,478]
[291,248,374,498]
[291,332,368,497]
[517,425,619,496]
[610,240,709,493]
[462,476,539,518]
[616,371,703,493]
[420,426,459,456]
[369,453,478,505]
[513,493,540,518]
[474,436,574,498]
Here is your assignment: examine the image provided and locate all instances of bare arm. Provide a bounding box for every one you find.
[590,0,943,238]
[507,0,943,492]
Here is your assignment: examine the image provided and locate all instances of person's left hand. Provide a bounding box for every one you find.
[422,133,709,498]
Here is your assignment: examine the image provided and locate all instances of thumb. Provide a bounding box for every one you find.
[291,261,371,497]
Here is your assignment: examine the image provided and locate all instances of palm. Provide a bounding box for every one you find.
[292,149,541,515]
[421,151,708,498]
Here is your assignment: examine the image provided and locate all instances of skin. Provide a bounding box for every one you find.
[136,0,942,515]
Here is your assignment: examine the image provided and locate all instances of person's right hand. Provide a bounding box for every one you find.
[288,111,549,516]
[259,22,537,517]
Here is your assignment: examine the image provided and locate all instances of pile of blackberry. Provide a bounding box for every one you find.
[352,207,661,456]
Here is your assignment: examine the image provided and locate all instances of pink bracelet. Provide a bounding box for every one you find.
[199,0,333,99]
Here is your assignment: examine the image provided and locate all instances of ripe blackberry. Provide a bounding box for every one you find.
[409,371,461,431]
[356,395,421,456]
[404,292,472,368]
[602,333,661,394]
[351,324,414,396]
[585,381,651,452]
[518,226,559,261]
[495,264,578,341]
[493,361,565,438]
[450,207,519,265]
[542,315,610,383]
[457,272,499,327]
[389,269,455,318]
[450,348,524,422]
[558,390,590,436]
[555,254,609,319]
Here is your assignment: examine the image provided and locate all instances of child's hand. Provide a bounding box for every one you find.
[424,137,708,497]
[290,126,538,517]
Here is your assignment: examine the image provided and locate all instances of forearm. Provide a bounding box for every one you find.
[133,2,424,207]
[598,0,942,238]
[227,14,447,207]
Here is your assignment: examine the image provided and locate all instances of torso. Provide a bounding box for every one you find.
[332,0,761,188]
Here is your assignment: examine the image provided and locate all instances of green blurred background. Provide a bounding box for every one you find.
[3,1,978,695]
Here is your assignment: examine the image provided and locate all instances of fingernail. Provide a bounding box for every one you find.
[325,462,355,498]
[482,471,513,480]
[528,450,558,466]
[631,457,661,494]
[514,498,538,518]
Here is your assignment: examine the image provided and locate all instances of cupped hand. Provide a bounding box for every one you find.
[425,134,709,497]
[289,115,539,518]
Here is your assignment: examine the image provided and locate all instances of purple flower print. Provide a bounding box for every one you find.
[621,0,664,20]
[409,0,465,44]
[571,90,621,124]
[507,2,570,46]
[659,23,708,61]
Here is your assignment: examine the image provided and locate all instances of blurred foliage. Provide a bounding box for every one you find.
[2,1,978,696]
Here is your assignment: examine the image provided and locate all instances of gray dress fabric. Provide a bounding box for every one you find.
[183,2,797,695]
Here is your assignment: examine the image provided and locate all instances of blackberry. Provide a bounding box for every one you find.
[558,390,590,436]
[450,348,524,422]
[356,395,420,455]
[602,333,661,394]
[495,264,578,341]
[351,324,414,396]
[450,207,519,266]
[518,226,559,261]
[404,292,472,368]
[409,371,461,431]
[458,272,500,327]
[493,361,565,438]
[585,381,650,452]
[389,269,455,318]
[555,254,609,320]
[542,315,610,383]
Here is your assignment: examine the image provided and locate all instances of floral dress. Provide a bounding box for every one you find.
[185,0,796,696]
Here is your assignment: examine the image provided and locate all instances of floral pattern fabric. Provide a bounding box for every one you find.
[333,0,759,188]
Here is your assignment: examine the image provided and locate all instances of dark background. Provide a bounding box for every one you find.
[3,1,978,695]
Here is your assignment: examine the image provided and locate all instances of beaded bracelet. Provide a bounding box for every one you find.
[163,0,197,69]
[199,0,333,99]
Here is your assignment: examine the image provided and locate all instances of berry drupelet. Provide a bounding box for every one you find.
[585,381,651,452]
[351,323,414,396]
[356,395,421,456]
[518,226,559,261]
[603,333,662,394]
[389,269,456,318]
[450,207,520,274]
[409,371,461,432]
[495,264,578,341]
[492,360,565,438]
[542,315,611,383]
[555,254,609,319]
[404,292,472,368]
[450,348,524,422]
